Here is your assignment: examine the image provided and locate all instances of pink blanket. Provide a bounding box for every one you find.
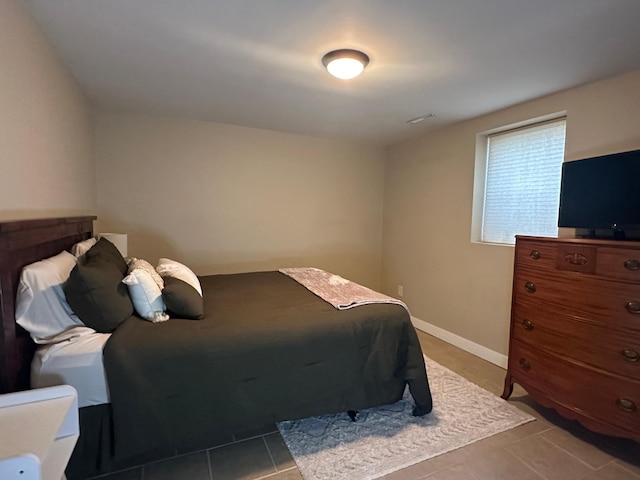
[279,267,408,312]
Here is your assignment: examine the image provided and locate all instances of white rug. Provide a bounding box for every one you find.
[277,356,534,480]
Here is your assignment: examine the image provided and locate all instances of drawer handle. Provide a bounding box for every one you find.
[530,250,541,260]
[622,349,640,362]
[616,398,637,413]
[518,358,531,371]
[522,319,534,331]
[524,281,536,294]
[625,301,640,314]
[624,259,640,271]
[564,252,589,265]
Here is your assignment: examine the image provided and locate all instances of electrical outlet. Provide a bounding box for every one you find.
[397,285,404,297]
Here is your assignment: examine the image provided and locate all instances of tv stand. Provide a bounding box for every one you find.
[502,236,640,442]
[578,226,634,241]
[612,224,626,241]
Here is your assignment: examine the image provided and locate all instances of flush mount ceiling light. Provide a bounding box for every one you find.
[322,49,370,80]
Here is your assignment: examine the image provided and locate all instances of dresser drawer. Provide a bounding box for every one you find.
[516,238,599,275]
[555,243,597,275]
[515,239,559,271]
[508,339,640,434]
[597,247,640,282]
[512,302,640,379]
[514,268,640,332]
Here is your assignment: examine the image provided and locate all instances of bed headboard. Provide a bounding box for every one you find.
[0,216,96,394]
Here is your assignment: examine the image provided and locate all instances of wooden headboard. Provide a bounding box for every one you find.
[0,216,96,394]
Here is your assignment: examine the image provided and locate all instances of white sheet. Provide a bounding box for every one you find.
[31,332,111,408]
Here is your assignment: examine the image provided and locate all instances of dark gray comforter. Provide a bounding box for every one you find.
[104,271,432,460]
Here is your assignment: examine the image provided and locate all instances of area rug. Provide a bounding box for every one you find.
[277,356,534,480]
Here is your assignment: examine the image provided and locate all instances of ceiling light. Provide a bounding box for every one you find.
[322,49,370,80]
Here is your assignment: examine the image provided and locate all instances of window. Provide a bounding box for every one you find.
[473,117,566,245]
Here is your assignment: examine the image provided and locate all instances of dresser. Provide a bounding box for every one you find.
[502,236,640,442]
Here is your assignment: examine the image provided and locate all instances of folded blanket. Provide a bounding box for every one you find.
[279,267,408,312]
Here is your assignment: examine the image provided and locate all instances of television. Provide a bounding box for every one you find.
[558,148,640,240]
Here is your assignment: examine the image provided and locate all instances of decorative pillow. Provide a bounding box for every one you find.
[70,237,97,258]
[127,257,164,290]
[84,237,128,275]
[123,268,169,323]
[156,258,202,296]
[64,256,134,333]
[15,251,87,343]
[162,276,204,320]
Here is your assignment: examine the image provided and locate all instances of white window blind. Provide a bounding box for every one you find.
[481,119,566,244]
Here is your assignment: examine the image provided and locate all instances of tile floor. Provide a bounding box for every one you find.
[90,331,640,480]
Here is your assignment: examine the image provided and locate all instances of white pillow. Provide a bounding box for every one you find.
[156,258,202,296]
[122,269,169,323]
[15,251,88,344]
[71,237,97,258]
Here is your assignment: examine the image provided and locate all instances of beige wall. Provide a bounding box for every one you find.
[5,0,640,357]
[383,70,640,357]
[95,111,386,288]
[0,0,94,220]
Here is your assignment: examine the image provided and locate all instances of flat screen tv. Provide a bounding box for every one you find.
[558,148,640,240]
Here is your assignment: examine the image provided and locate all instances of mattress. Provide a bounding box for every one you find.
[31,331,111,408]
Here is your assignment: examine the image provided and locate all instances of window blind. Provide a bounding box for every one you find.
[482,119,566,244]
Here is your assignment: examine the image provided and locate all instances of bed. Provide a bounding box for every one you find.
[0,216,433,479]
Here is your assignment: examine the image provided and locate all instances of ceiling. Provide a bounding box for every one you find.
[24,0,640,147]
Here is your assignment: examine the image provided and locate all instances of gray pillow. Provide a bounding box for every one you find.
[162,276,204,320]
[85,237,128,275]
[64,257,133,332]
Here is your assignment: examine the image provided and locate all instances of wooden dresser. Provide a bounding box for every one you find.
[502,235,640,442]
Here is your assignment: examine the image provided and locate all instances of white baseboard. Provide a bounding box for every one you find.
[411,316,508,368]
